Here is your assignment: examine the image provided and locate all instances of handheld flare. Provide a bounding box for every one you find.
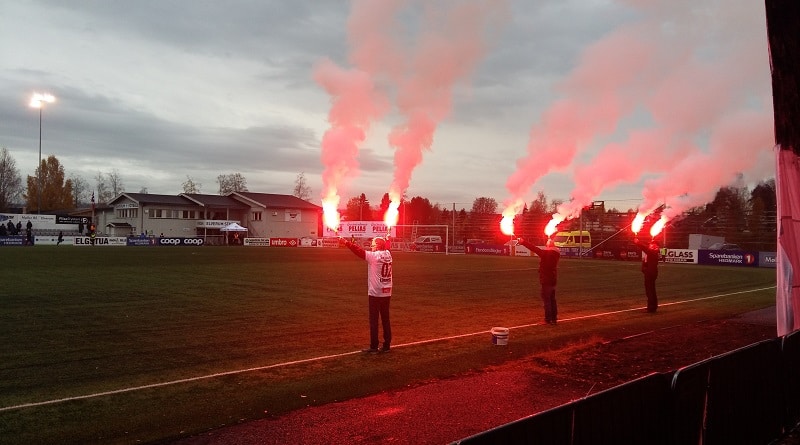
[500,215,515,237]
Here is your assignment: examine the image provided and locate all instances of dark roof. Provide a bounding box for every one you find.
[182,194,250,210]
[110,193,194,206]
[234,192,321,210]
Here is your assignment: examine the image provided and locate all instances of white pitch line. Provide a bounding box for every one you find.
[0,285,775,413]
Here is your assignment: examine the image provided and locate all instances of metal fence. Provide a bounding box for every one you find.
[453,330,800,445]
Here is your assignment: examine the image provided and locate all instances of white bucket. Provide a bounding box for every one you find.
[491,327,509,345]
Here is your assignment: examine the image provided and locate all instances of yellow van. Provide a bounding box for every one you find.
[552,230,591,249]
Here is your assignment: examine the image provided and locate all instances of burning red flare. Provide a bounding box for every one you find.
[649,215,667,238]
[631,213,646,234]
[384,201,400,229]
[544,214,564,237]
[322,198,341,233]
[500,215,515,236]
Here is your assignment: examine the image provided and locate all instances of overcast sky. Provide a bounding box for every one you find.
[1,0,774,213]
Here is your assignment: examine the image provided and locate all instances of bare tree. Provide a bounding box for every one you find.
[0,147,22,212]
[95,170,125,202]
[182,176,201,194]
[107,169,125,198]
[95,172,109,203]
[292,172,312,201]
[69,173,90,207]
[217,173,248,195]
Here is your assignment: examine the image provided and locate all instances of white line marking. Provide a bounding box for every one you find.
[0,285,775,412]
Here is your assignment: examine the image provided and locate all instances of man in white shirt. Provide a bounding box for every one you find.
[343,237,393,353]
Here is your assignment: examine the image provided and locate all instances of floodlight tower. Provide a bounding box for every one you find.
[29,92,56,214]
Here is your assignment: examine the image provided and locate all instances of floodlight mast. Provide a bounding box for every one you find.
[29,93,56,214]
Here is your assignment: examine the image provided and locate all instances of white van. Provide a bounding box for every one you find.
[413,235,444,252]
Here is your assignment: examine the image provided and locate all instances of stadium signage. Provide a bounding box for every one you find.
[244,237,270,247]
[73,237,127,246]
[196,220,239,228]
[698,250,758,267]
[0,236,24,246]
[56,216,89,225]
[470,245,509,256]
[127,238,155,246]
[760,252,777,268]
[323,221,396,238]
[158,237,205,246]
[270,238,298,247]
[663,249,697,264]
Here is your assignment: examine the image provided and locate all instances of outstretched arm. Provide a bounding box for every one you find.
[342,238,366,259]
[518,238,544,256]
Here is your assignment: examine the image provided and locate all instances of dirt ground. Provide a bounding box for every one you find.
[172,309,791,445]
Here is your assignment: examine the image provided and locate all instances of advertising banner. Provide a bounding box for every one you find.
[663,249,698,264]
[323,221,396,238]
[127,237,157,246]
[0,236,25,246]
[698,250,758,267]
[270,238,298,247]
[299,238,321,247]
[244,237,270,247]
[73,236,128,246]
[155,237,205,246]
[760,252,777,268]
[467,243,510,256]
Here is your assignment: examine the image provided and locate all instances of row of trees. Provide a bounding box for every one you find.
[0,147,279,213]
[339,180,777,251]
[0,147,778,249]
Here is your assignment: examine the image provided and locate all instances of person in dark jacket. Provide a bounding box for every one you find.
[634,238,661,313]
[518,237,561,324]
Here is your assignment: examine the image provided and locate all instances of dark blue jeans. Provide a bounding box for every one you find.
[368,296,391,349]
[540,284,557,323]
[644,272,658,312]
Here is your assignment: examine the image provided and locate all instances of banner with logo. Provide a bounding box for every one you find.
[663,249,698,264]
[323,221,396,238]
[269,238,298,247]
[156,237,205,246]
[698,250,758,267]
[73,237,128,246]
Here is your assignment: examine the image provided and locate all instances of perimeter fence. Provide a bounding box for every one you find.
[453,329,800,445]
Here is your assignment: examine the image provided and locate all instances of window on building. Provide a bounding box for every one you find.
[117,208,138,219]
[252,211,262,221]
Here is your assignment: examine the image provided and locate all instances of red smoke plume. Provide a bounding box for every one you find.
[502,0,773,232]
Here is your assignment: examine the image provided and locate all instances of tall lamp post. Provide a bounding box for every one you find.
[29,92,56,214]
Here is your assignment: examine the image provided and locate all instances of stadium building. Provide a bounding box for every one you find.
[74,192,322,245]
